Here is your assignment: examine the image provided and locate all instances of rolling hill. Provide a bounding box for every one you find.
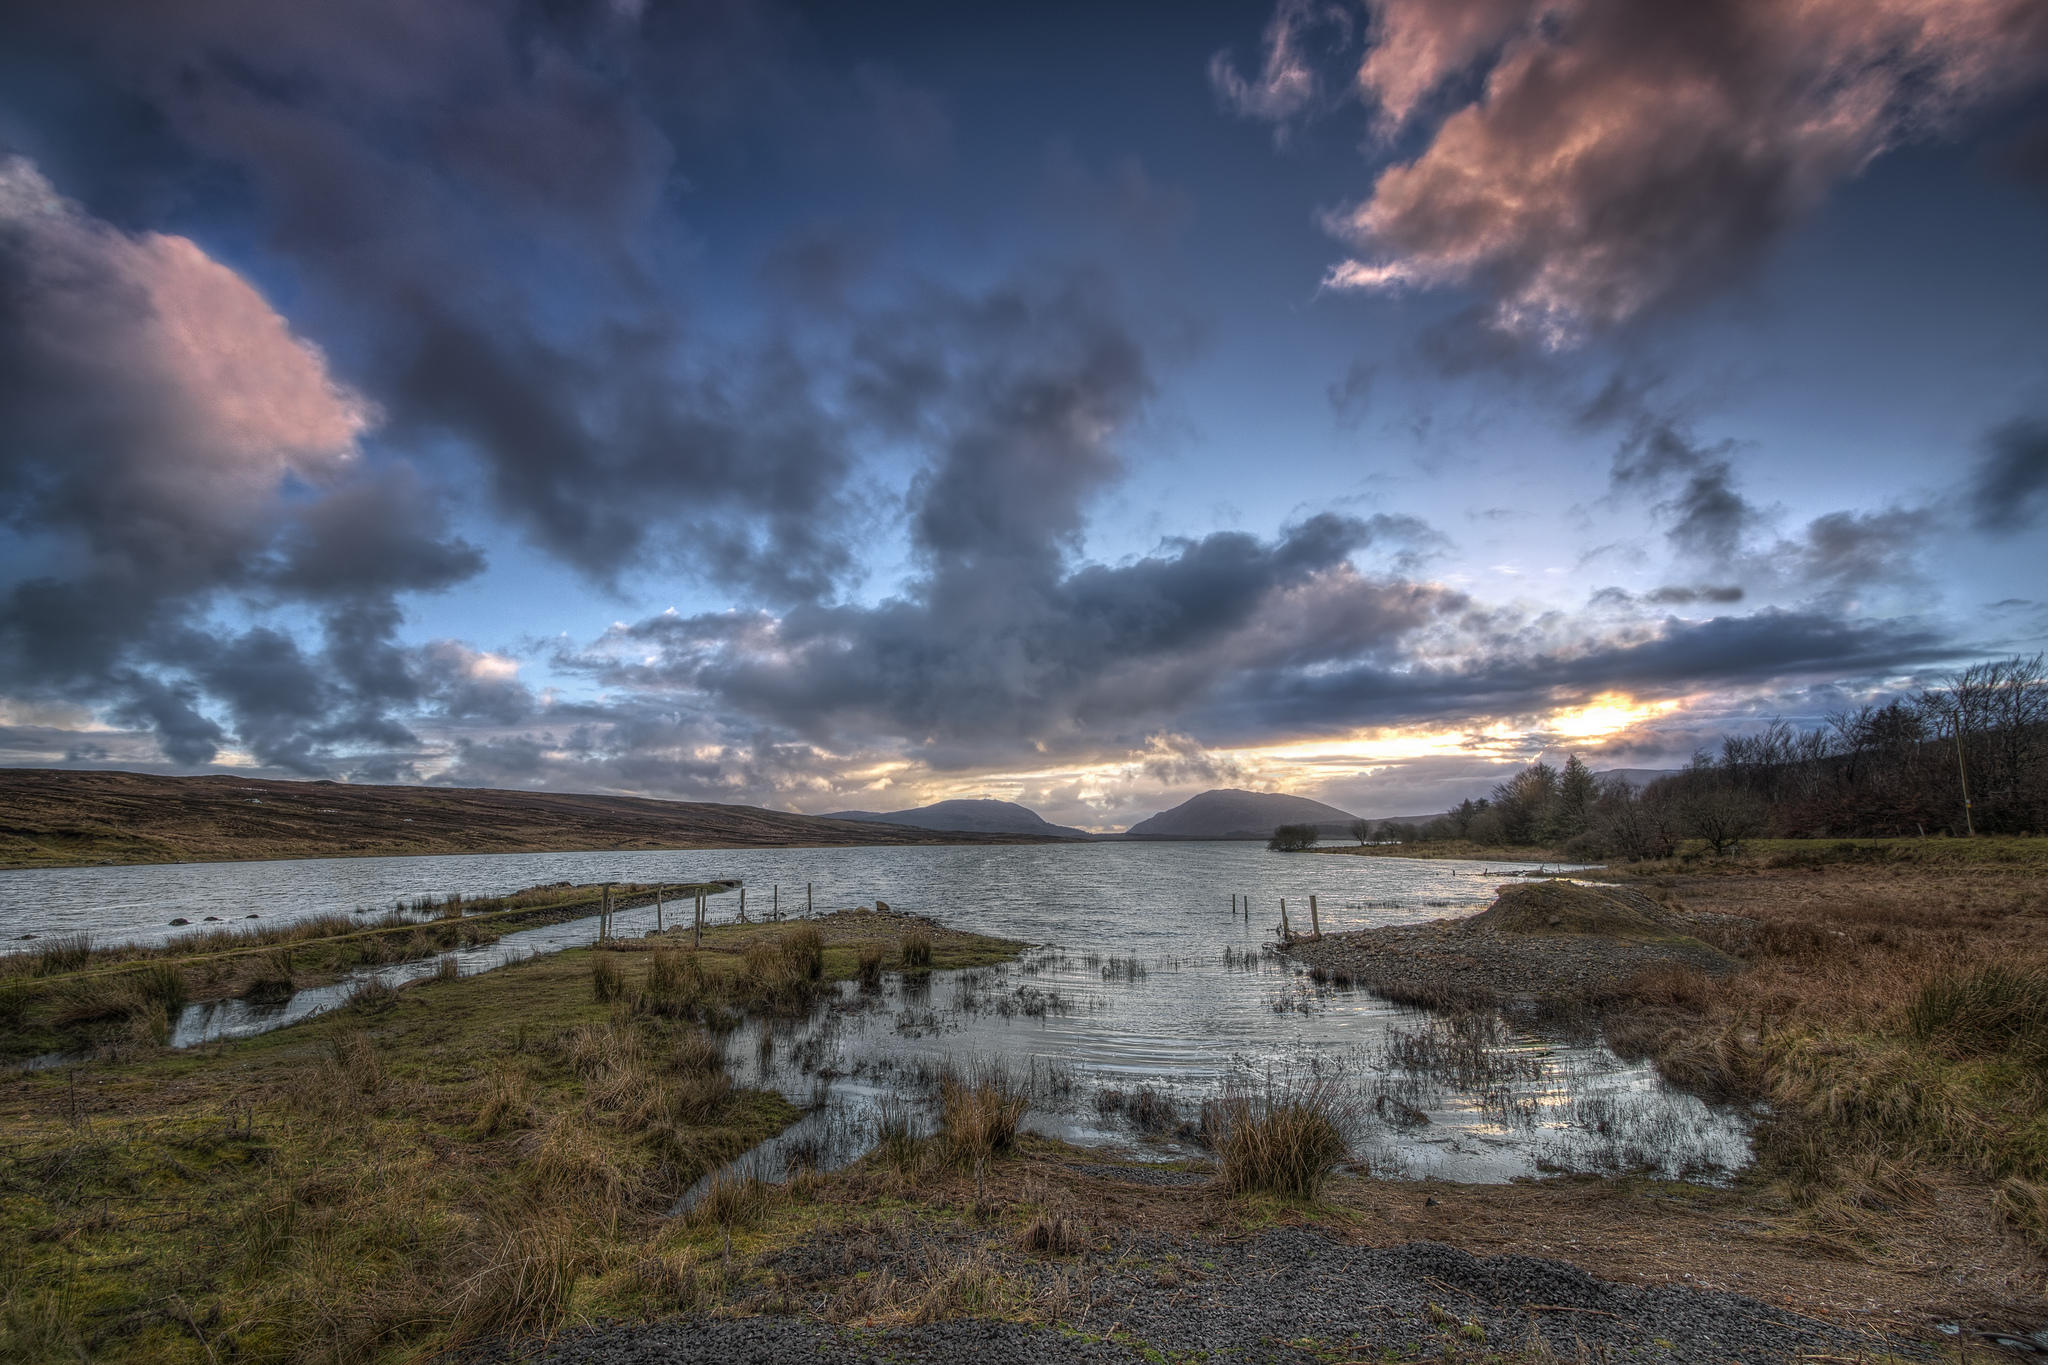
[0,769,1065,869]
[1124,788,1361,840]
[822,798,1090,839]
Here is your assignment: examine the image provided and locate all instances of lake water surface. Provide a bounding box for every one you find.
[1,842,1749,1183]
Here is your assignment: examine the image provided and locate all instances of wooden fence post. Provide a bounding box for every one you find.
[739,886,746,922]
[1280,898,1290,941]
[693,891,703,949]
[655,884,664,933]
[807,882,813,916]
[1310,894,1320,939]
[600,884,612,943]
[773,884,779,920]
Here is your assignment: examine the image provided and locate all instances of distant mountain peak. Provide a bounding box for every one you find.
[1125,788,1360,840]
[824,797,1089,839]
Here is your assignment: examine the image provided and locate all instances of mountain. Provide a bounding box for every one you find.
[0,768,1064,870]
[822,798,1090,839]
[1124,788,1361,840]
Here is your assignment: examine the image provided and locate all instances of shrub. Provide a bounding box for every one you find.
[1209,1080,1349,1200]
[900,930,934,971]
[1267,823,1320,852]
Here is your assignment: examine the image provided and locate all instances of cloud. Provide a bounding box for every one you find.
[1209,0,1355,132]
[0,0,936,604]
[1302,0,2048,337]
[1969,416,2048,532]
[0,155,482,768]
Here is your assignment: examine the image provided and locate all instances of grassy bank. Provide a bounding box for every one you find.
[1579,839,2048,1247]
[0,881,739,1065]
[1315,840,1576,863]
[0,910,1023,1361]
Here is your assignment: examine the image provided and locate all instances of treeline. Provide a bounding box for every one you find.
[1366,654,2047,860]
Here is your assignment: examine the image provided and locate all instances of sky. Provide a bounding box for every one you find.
[1,0,2045,832]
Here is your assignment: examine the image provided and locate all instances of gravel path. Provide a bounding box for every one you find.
[528,1224,1900,1364]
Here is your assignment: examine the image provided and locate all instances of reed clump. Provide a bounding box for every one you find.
[900,930,934,971]
[1208,1079,1350,1200]
[781,924,825,982]
[938,1065,1027,1167]
[591,952,625,1004]
[857,944,885,991]
[686,1167,773,1232]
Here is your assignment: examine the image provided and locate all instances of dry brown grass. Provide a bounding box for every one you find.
[1595,858,2048,1231]
[900,929,934,970]
[939,1065,1027,1167]
[1207,1078,1350,1200]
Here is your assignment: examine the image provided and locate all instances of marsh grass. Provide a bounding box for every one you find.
[900,930,934,971]
[1208,1078,1351,1200]
[591,953,626,1004]
[0,911,1022,1362]
[938,1065,1027,1167]
[857,945,884,991]
[1906,965,2048,1061]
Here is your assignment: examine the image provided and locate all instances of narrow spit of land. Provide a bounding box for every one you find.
[0,768,1068,869]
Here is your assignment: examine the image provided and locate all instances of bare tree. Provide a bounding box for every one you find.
[1348,817,1373,845]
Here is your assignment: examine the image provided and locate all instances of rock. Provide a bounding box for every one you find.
[169,918,190,926]
[875,899,890,913]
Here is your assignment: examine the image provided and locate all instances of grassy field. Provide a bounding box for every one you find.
[0,910,1022,1362]
[8,840,2048,1358]
[0,768,1060,869]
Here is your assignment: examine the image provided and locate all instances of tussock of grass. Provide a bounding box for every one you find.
[781,925,825,983]
[1906,965,2048,1061]
[591,952,626,1004]
[1208,1079,1350,1200]
[1015,1211,1089,1256]
[857,944,884,991]
[900,930,934,971]
[686,1168,773,1232]
[938,1065,1026,1167]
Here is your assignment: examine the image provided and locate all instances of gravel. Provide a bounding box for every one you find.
[525,1223,1904,1364]
[1283,906,1742,1002]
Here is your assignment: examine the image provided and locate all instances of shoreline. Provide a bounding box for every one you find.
[6,855,2047,1359]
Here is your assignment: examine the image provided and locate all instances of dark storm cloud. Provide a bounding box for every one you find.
[553,262,1460,763]
[0,154,530,772]
[1226,608,1950,739]
[0,0,941,602]
[1285,0,2048,336]
[1969,417,2048,532]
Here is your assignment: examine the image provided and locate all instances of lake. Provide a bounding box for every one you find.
[0,841,1749,1182]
